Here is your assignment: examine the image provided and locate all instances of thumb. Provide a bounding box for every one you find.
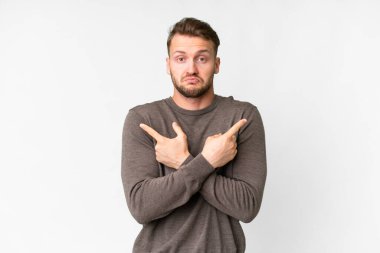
[172,122,186,137]
[210,133,222,138]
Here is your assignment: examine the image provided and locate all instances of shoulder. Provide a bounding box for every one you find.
[128,98,169,119]
[217,95,258,114]
[216,95,263,129]
[217,96,265,141]
[122,99,169,129]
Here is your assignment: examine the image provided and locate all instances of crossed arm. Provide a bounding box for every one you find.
[139,119,262,223]
[139,119,247,171]
[122,108,266,224]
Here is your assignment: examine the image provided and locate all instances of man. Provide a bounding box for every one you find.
[121,17,267,253]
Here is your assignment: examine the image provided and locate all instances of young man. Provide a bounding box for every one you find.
[121,17,267,253]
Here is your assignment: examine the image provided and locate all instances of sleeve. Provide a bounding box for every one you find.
[198,106,267,223]
[121,109,214,224]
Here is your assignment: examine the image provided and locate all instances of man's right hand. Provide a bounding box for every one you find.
[140,122,190,170]
[201,119,247,169]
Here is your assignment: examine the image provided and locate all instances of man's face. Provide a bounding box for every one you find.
[166,34,220,98]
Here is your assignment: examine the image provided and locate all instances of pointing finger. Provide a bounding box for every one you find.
[224,119,247,137]
[139,123,164,141]
[172,122,186,137]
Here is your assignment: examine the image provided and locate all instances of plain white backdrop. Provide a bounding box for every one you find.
[1,0,379,252]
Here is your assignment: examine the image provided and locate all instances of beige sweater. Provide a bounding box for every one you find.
[121,95,267,253]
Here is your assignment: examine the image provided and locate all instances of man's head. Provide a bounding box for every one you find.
[167,17,220,56]
[166,18,220,98]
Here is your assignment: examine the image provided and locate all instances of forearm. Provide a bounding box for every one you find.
[199,171,265,223]
[198,106,267,222]
[121,110,214,224]
[180,153,265,222]
[122,152,214,224]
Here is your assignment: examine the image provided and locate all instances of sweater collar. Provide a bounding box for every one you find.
[165,95,220,116]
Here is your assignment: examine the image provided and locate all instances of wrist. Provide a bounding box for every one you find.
[201,151,216,169]
[176,151,191,169]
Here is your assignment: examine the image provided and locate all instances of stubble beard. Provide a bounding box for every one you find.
[170,73,214,98]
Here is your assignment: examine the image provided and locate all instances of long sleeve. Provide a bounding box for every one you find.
[121,110,214,224]
[198,106,267,223]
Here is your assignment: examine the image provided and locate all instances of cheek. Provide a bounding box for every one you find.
[170,64,185,75]
[201,66,216,78]
[170,69,185,81]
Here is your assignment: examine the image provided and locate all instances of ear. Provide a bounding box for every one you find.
[214,57,220,74]
[166,57,170,75]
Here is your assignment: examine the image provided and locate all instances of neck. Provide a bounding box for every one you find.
[172,88,215,110]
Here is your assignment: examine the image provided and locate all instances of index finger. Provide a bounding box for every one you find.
[139,123,164,141]
[224,119,247,137]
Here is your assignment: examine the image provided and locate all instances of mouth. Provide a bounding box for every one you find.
[183,77,200,84]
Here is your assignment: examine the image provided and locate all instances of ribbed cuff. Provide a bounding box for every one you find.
[178,154,215,191]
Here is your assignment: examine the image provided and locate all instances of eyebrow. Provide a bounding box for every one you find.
[172,49,211,55]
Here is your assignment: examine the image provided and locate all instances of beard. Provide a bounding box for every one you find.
[170,73,213,98]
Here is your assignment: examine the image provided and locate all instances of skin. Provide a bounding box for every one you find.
[140,122,191,169]
[140,34,247,169]
[140,119,247,169]
[166,34,220,110]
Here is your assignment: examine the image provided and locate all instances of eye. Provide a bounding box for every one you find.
[196,56,208,63]
[176,56,186,63]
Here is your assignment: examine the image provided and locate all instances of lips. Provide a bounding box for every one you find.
[183,77,200,83]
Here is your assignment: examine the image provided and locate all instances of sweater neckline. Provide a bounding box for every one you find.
[165,95,220,116]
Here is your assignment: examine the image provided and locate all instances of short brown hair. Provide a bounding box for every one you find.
[167,17,220,56]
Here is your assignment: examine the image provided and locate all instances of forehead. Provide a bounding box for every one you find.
[169,34,214,55]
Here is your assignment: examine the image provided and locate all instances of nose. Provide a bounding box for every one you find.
[186,60,198,75]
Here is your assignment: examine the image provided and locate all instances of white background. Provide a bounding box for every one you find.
[1,0,379,252]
